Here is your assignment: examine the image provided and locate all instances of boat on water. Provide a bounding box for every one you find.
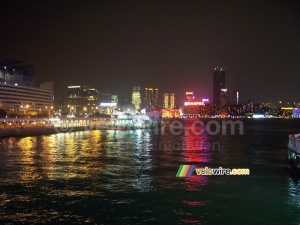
[287,133,300,171]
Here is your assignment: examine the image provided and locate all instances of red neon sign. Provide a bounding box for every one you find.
[184,102,204,106]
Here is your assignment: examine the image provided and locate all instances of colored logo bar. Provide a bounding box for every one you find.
[176,165,196,177]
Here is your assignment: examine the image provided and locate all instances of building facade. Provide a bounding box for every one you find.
[144,88,159,109]
[183,92,205,117]
[0,58,53,117]
[67,86,84,114]
[213,67,226,105]
[67,85,102,115]
[163,93,175,109]
[132,86,141,111]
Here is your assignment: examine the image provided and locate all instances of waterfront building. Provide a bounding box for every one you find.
[99,93,118,104]
[163,93,175,109]
[67,85,118,115]
[144,87,159,109]
[99,102,117,115]
[67,86,84,115]
[161,109,180,118]
[132,86,141,111]
[0,58,53,117]
[82,86,99,114]
[98,93,119,115]
[182,91,204,117]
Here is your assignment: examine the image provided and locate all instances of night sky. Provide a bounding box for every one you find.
[1,0,299,105]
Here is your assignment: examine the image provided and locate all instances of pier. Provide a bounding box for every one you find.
[0,114,161,138]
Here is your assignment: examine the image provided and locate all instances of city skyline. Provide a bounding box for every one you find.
[1,1,299,104]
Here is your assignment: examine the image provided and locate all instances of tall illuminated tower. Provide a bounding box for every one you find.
[163,93,175,109]
[234,90,241,105]
[169,93,175,109]
[144,88,159,109]
[163,93,169,109]
[132,86,141,110]
[213,67,226,105]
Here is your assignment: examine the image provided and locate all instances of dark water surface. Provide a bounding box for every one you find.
[1,119,300,224]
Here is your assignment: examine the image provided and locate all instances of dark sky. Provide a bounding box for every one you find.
[1,0,299,105]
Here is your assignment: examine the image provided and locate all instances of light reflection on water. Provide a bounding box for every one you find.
[1,119,300,224]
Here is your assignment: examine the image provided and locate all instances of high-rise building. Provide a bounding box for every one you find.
[132,86,141,110]
[234,90,241,105]
[169,93,175,109]
[144,88,159,109]
[163,93,169,109]
[220,89,229,106]
[213,67,226,105]
[82,86,99,113]
[163,93,175,109]
[67,86,83,114]
[68,85,101,114]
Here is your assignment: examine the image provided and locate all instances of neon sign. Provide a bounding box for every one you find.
[184,102,204,106]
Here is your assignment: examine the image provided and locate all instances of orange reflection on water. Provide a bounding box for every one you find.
[13,131,111,182]
[17,137,43,181]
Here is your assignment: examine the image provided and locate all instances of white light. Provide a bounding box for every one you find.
[68,86,81,88]
[100,103,117,107]
[253,114,264,118]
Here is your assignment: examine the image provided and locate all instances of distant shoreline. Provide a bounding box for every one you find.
[0,117,297,138]
[0,126,89,138]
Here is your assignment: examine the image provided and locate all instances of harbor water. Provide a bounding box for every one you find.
[1,119,300,224]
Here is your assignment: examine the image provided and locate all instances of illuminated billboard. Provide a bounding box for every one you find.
[184,102,204,106]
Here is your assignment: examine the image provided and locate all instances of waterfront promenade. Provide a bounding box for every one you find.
[0,115,155,138]
[0,118,104,138]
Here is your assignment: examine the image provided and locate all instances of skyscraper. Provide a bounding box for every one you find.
[132,86,141,110]
[234,90,241,105]
[213,67,226,105]
[163,93,169,109]
[220,89,229,106]
[67,86,83,114]
[163,93,175,109]
[169,93,175,109]
[144,88,159,109]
